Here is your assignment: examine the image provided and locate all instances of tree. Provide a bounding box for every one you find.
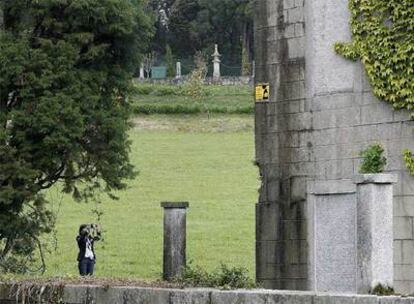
[168,0,201,56]
[143,51,156,78]
[165,45,175,77]
[147,0,175,54]
[167,0,253,68]
[0,0,152,272]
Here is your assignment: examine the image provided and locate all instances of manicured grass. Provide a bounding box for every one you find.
[43,115,258,279]
[130,84,254,114]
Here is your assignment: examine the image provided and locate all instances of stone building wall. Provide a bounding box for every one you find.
[254,0,414,293]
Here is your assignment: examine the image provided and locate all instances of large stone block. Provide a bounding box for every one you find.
[401,240,414,264]
[394,217,413,240]
[307,180,357,293]
[211,290,268,304]
[394,240,403,264]
[361,103,394,125]
[313,295,356,304]
[313,107,360,130]
[170,289,212,304]
[306,0,354,96]
[161,202,189,280]
[311,94,356,111]
[355,174,396,293]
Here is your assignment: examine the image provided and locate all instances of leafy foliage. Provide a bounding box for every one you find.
[335,0,413,108]
[176,263,255,289]
[185,52,207,100]
[359,144,387,174]
[149,0,253,69]
[336,0,414,173]
[370,284,395,296]
[165,45,175,77]
[403,149,414,175]
[0,0,152,272]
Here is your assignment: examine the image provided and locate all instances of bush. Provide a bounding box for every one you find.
[176,263,255,289]
[165,45,175,78]
[359,144,387,174]
[131,84,184,96]
[370,284,395,296]
[131,104,254,115]
[132,104,202,115]
[185,52,207,99]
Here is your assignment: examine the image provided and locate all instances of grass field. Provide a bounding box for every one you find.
[130,83,253,114]
[43,113,259,279]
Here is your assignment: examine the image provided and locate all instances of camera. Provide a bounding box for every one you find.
[79,223,101,238]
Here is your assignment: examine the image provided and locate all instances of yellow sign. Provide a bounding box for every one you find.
[255,83,270,101]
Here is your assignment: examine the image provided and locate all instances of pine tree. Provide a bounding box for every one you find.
[0,0,153,272]
[165,44,175,78]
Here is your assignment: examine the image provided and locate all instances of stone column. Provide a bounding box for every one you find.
[175,62,181,79]
[212,44,221,82]
[307,180,357,293]
[355,174,397,293]
[139,63,145,80]
[161,202,189,280]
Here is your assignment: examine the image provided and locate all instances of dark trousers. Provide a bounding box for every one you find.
[78,258,95,276]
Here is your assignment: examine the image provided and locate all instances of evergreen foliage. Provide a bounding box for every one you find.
[0,0,152,272]
[165,44,175,77]
[149,0,253,68]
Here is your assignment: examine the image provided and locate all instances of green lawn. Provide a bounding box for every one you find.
[130,84,253,114]
[43,114,258,279]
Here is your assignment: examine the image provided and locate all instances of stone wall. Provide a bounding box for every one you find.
[254,0,414,294]
[1,284,414,304]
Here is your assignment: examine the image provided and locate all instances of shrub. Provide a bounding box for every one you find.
[370,284,395,296]
[165,45,175,78]
[176,263,255,289]
[132,104,202,115]
[185,52,207,99]
[359,144,387,174]
[131,84,184,96]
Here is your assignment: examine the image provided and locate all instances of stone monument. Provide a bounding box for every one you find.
[254,0,414,293]
[161,202,189,280]
[175,62,182,80]
[307,176,395,293]
[212,44,221,82]
[139,63,145,80]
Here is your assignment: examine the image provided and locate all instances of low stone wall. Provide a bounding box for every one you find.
[1,284,414,304]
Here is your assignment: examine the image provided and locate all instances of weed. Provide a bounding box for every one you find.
[359,143,387,174]
[370,284,395,296]
[176,263,255,289]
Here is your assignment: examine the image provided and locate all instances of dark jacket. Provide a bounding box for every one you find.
[76,235,99,262]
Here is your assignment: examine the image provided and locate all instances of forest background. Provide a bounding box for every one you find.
[145,0,253,76]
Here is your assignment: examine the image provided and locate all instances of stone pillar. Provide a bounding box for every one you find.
[139,63,145,79]
[175,62,181,79]
[161,202,189,280]
[212,44,221,82]
[307,180,357,293]
[355,174,397,293]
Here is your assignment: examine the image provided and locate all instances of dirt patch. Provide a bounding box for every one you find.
[2,277,182,289]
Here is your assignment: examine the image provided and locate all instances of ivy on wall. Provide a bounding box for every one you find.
[335,0,414,173]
